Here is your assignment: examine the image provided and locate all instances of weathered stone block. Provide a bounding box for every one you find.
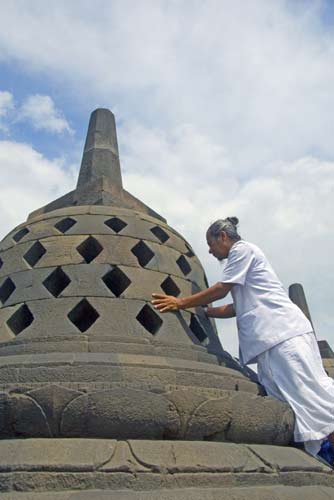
[248,444,331,472]
[1,486,334,499]
[0,438,116,471]
[61,389,179,439]
[128,440,268,472]
[9,393,51,437]
[226,393,294,445]
[27,384,82,436]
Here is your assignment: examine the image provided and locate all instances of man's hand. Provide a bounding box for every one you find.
[152,293,180,312]
[152,283,233,313]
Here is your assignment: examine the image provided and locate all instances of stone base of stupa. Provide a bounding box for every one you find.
[0,439,333,499]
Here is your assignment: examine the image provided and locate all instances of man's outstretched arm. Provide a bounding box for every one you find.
[152,282,233,312]
[206,303,236,318]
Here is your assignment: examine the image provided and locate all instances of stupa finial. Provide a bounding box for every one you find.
[289,282,315,331]
[76,108,123,190]
[28,108,166,222]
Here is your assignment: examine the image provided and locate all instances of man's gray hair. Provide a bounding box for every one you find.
[207,217,241,241]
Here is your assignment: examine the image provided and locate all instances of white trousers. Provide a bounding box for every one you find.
[257,332,334,456]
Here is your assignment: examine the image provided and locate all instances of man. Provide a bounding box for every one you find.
[152,217,334,465]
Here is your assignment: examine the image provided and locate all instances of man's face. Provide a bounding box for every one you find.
[206,232,229,261]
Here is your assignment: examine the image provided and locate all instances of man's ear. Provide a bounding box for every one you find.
[220,231,227,242]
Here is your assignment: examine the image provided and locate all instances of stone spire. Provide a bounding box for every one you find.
[76,108,123,190]
[73,108,124,207]
[28,108,165,222]
[289,282,314,330]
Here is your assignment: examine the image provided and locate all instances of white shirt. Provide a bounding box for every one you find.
[220,240,313,365]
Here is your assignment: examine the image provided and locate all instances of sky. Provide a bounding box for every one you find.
[0,0,333,357]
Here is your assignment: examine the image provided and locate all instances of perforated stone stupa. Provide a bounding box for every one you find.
[0,109,333,499]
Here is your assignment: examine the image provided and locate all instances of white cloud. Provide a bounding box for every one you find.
[18,94,73,134]
[0,91,14,131]
[0,1,333,161]
[0,140,76,237]
[0,91,13,117]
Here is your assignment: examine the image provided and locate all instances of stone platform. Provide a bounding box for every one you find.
[0,439,333,498]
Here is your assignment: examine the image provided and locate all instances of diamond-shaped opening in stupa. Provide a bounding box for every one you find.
[43,267,71,297]
[104,217,128,233]
[176,255,191,276]
[55,217,77,234]
[190,314,208,345]
[150,226,170,243]
[102,266,131,297]
[77,236,103,263]
[23,241,46,268]
[160,276,181,297]
[136,304,163,335]
[68,298,99,332]
[13,227,30,243]
[185,243,195,258]
[131,240,154,267]
[0,277,15,304]
[7,304,34,335]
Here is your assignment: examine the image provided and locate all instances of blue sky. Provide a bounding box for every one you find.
[0,0,334,356]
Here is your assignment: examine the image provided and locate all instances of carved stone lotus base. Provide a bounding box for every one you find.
[0,352,293,444]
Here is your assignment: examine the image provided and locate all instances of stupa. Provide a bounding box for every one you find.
[0,109,333,499]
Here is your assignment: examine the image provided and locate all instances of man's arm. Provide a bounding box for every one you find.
[206,303,235,318]
[152,282,233,312]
